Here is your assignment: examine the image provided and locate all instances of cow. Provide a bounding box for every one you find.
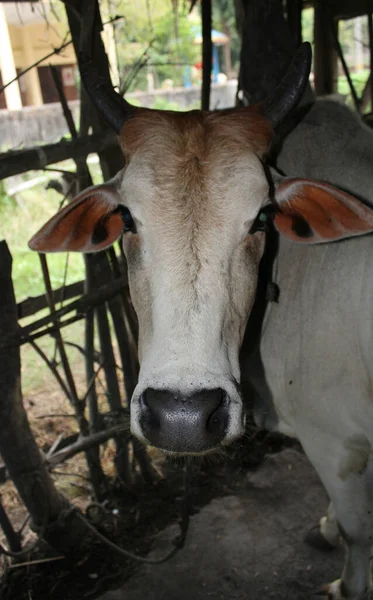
[29,43,373,599]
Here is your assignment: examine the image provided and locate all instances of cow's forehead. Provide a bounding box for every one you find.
[119,108,272,220]
[120,107,271,160]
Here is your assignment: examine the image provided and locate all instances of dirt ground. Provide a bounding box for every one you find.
[98,449,345,600]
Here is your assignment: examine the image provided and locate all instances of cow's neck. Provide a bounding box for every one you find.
[239,228,279,417]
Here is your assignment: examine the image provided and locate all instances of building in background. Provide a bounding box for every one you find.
[0,1,77,110]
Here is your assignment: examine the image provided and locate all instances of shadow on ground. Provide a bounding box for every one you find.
[99,449,344,600]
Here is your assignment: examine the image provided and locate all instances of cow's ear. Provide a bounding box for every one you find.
[273,178,373,243]
[28,182,124,253]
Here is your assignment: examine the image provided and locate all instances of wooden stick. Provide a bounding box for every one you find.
[367,1,373,111]
[47,425,129,466]
[8,556,65,569]
[201,0,212,111]
[17,280,84,320]
[0,274,128,349]
[0,241,95,557]
[0,132,118,181]
[50,66,78,139]
[0,496,21,553]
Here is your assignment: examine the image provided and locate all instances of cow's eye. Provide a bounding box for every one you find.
[249,205,275,234]
[116,206,136,233]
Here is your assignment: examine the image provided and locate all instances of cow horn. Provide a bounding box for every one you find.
[262,42,312,129]
[78,52,135,134]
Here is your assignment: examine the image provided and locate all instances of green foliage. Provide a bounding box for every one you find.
[0,181,16,210]
[212,0,240,70]
[0,182,85,302]
[301,8,314,46]
[150,97,183,110]
[338,69,370,110]
[339,18,368,61]
[115,0,200,91]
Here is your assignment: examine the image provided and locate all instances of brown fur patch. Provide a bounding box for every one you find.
[119,106,272,166]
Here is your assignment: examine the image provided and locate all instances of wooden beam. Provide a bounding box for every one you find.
[307,0,372,20]
[287,0,303,47]
[238,0,297,104]
[0,131,118,180]
[17,280,84,320]
[314,1,338,95]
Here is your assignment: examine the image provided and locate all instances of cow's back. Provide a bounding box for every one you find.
[276,99,373,205]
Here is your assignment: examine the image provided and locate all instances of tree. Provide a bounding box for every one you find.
[112,0,200,91]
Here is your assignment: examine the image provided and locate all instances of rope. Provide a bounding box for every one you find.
[76,461,192,565]
[0,464,192,565]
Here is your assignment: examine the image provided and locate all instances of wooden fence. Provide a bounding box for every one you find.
[0,0,157,562]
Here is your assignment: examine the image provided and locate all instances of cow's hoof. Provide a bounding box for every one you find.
[304,525,338,551]
[313,580,345,599]
[314,580,371,599]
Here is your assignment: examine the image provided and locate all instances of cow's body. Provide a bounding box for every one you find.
[249,233,373,599]
[243,101,373,598]
[29,48,373,598]
[277,99,373,197]
[249,98,373,437]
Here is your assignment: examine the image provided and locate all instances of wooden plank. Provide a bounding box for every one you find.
[0,273,129,350]
[307,0,371,20]
[0,130,119,181]
[17,280,84,320]
[314,2,338,95]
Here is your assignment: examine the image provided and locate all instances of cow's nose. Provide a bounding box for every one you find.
[139,388,229,453]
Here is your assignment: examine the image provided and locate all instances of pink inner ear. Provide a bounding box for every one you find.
[274,178,373,243]
[29,187,122,253]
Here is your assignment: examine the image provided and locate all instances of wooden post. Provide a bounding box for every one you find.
[201,0,212,110]
[286,0,303,47]
[0,4,22,110]
[0,496,21,552]
[0,242,92,555]
[314,0,338,95]
[64,0,124,179]
[238,0,298,104]
[367,2,373,110]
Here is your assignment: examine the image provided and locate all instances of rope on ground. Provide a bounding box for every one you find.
[0,463,192,565]
[76,460,192,565]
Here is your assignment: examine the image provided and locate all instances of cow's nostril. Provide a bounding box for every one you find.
[139,390,160,429]
[206,391,228,436]
[138,388,229,453]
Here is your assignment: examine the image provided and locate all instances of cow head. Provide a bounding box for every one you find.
[31,43,373,455]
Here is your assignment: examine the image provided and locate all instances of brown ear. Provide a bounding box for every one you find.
[28,184,124,253]
[274,178,373,243]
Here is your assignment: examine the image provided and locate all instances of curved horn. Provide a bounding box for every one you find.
[262,42,312,129]
[78,52,135,134]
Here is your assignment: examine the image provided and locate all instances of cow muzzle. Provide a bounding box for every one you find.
[138,388,229,454]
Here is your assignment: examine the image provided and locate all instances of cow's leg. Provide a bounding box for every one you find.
[305,501,340,550]
[300,433,373,599]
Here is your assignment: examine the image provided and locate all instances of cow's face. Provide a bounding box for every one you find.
[29,107,272,455]
[118,109,271,453]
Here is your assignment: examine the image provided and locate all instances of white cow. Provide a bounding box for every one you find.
[29,44,373,598]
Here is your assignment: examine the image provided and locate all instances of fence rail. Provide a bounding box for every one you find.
[0,131,119,180]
